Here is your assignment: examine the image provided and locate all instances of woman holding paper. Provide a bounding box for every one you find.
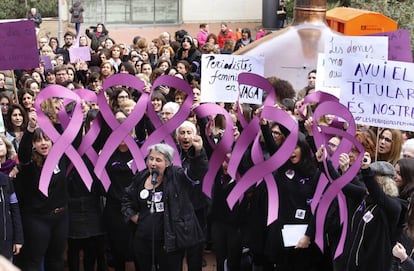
[262,132,324,271]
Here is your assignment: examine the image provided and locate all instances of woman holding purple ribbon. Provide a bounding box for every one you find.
[13,109,71,271]
[210,153,246,271]
[260,132,324,271]
[66,108,106,271]
[343,157,402,271]
[121,141,208,271]
[103,109,137,270]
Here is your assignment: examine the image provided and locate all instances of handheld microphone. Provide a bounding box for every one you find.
[151,169,159,185]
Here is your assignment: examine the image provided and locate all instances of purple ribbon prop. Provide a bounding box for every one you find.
[194,104,234,197]
[227,73,299,225]
[142,75,194,166]
[71,89,112,191]
[94,74,148,179]
[310,99,364,257]
[35,85,92,196]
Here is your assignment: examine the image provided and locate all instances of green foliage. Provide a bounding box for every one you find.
[0,0,57,20]
[349,0,414,58]
[0,0,26,19]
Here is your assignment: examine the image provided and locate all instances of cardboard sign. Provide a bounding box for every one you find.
[69,46,91,63]
[370,29,413,63]
[340,57,414,131]
[200,54,264,104]
[324,35,388,88]
[0,20,39,70]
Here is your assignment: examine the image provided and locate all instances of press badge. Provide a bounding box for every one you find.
[155,202,164,212]
[127,160,133,169]
[153,192,163,203]
[295,209,306,220]
[53,164,61,174]
[363,210,374,223]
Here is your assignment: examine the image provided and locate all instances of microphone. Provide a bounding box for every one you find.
[151,169,159,185]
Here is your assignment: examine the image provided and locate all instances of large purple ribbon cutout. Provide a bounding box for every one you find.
[227,73,299,225]
[141,75,194,166]
[94,74,148,180]
[35,85,92,196]
[72,89,112,191]
[193,103,234,197]
[305,93,364,257]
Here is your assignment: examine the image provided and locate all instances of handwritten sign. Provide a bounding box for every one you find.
[340,57,414,131]
[369,29,413,63]
[0,20,39,70]
[324,35,388,88]
[69,46,91,63]
[200,54,264,104]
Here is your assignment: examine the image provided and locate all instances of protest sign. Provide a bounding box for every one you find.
[200,54,264,104]
[69,46,91,63]
[369,29,413,63]
[40,55,53,71]
[0,20,38,70]
[324,35,388,88]
[340,57,414,131]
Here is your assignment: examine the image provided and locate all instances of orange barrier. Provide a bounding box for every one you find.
[326,7,397,35]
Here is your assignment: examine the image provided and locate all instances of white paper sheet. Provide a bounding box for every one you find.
[281,224,308,247]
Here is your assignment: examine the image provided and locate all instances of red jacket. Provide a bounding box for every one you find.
[217,30,234,49]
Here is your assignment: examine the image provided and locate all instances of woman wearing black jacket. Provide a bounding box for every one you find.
[0,136,23,259]
[172,35,201,73]
[344,157,402,271]
[121,141,208,271]
[263,132,324,271]
[210,154,246,271]
[14,109,70,271]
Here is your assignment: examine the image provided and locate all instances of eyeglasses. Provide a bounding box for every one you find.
[379,135,392,143]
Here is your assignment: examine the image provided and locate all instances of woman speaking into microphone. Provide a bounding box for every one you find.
[121,140,208,271]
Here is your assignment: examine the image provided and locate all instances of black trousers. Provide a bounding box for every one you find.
[134,237,183,271]
[67,235,106,271]
[183,207,207,271]
[211,221,242,271]
[15,210,69,271]
[104,204,135,271]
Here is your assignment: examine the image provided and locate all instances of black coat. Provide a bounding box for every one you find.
[16,130,70,214]
[344,168,402,271]
[0,172,23,258]
[122,149,208,252]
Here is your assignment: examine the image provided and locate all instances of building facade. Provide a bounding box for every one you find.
[77,0,261,25]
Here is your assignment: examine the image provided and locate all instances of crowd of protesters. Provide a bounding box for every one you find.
[0,19,413,271]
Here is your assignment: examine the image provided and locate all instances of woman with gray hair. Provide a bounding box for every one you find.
[121,141,208,271]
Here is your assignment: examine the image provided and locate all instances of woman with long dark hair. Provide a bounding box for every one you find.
[14,109,72,270]
[5,104,28,153]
